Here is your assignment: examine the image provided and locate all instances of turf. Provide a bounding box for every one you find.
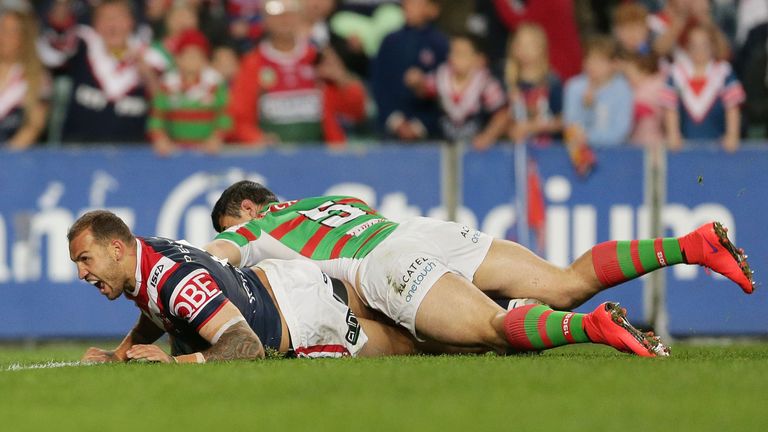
[1,342,766,432]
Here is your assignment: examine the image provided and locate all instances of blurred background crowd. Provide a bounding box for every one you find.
[0,0,766,154]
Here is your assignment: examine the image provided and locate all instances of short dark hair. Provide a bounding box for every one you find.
[67,210,135,244]
[211,181,278,232]
[585,35,619,60]
[450,32,486,57]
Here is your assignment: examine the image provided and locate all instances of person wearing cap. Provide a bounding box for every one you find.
[229,0,366,146]
[147,29,232,156]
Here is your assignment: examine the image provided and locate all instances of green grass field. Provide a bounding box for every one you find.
[1,342,766,432]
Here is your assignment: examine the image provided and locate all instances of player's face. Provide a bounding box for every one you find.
[218,212,251,232]
[217,199,265,231]
[69,230,126,301]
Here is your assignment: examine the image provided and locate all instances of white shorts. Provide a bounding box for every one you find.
[257,259,368,358]
[356,217,493,338]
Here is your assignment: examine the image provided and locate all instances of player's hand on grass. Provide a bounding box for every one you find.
[125,344,174,363]
[81,347,121,363]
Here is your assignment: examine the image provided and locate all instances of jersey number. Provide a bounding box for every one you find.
[298,201,367,228]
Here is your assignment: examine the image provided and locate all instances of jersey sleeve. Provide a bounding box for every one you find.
[159,265,231,332]
[482,76,507,114]
[658,74,679,110]
[214,220,263,267]
[720,70,746,108]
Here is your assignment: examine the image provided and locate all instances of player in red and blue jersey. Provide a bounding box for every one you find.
[68,210,417,363]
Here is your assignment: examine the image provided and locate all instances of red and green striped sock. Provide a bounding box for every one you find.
[591,238,685,287]
[503,304,591,351]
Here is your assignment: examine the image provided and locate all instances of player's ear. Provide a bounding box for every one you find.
[110,239,124,261]
[241,199,259,218]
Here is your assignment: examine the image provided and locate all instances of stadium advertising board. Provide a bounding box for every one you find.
[0,145,765,337]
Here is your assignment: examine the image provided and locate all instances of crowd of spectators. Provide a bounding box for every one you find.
[0,0,765,154]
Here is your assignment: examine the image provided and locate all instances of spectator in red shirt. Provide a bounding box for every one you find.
[228,0,366,146]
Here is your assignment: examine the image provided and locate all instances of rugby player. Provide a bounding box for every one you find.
[203,181,732,357]
[68,210,417,363]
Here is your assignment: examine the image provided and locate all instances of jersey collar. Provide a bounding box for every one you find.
[127,238,143,298]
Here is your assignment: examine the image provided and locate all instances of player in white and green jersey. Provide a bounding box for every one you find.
[205,180,746,357]
[215,196,398,264]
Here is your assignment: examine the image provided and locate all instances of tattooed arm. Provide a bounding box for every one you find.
[200,320,265,362]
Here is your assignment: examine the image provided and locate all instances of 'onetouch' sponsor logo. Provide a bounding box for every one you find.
[402,258,438,303]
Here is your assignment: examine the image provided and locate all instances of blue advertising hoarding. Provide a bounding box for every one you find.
[0,144,765,338]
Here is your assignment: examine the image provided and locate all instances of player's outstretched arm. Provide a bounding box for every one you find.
[205,239,243,267]
[126,302,265,364]
[82,313,165,363]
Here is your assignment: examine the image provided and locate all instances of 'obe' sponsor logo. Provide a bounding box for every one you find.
[172,271,221,319]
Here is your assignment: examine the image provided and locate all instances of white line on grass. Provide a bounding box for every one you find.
[6,361,92,371]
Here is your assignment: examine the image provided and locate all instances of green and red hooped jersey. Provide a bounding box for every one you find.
[215,196,399,267]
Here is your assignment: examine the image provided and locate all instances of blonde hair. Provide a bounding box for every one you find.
[2,10,46,113]
[505,23,550,87]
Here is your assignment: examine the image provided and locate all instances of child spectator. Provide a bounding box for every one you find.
[371,0,448,141]
[478,0,583,81]
[405,34,507,150]
[211,43,240,83]
[661,24,745,152]
[563,36,634,148]
[623,52,666,148]
[650,0,730,61]
[229,0,366,146]
[146,2,200,73]
[148,29,231,155]
[613,2,653,55]
[505,23,563,146]
[0,4,50,149]
[38,0,153,144]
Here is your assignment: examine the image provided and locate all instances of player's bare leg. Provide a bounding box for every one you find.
[473,240,601,310]
[413,273,669,356]
[414,272,512,351]
[356,318,418,357]
[343,280,486,355]
[473,222,754,310]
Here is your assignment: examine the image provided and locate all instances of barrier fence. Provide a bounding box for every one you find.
[0,143,766,338]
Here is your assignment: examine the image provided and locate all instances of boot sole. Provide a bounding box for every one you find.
[606,302,671,357]
[713,222,755,293]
